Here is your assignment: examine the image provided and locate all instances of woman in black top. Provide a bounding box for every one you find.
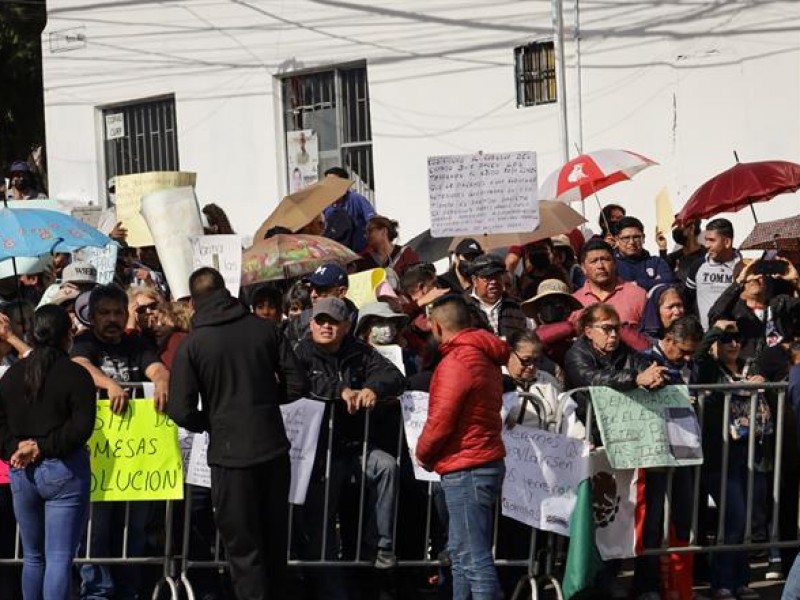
[0,304,96,600]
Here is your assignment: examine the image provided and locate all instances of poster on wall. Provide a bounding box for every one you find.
[286,130,319,192]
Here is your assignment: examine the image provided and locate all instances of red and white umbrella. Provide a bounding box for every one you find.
[538,149,657,203]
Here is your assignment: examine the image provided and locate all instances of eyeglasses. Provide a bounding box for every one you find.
[618,234,644,244]
[719,332,742,344]
[592,323,621,335]
[135,302,158,315]
[513,351,538,368]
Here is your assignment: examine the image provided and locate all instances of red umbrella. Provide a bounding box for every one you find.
[538,149,657,203]
[675,160,800,225]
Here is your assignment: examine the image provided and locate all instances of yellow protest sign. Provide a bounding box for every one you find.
[655,188,674,235]
[115,171,197,247]
[346,268,386,308]
[88,399,184,502]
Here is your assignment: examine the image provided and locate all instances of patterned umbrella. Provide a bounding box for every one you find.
[741,215,800,252]
[242,234,359,284]
[538,149,657,203]
[0,208,111,260]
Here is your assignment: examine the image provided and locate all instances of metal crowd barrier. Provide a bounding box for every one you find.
[574,381,797,557]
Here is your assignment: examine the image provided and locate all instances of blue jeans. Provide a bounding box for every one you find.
[783,554,800,599]
[9,448,91,600]
[440,460,504,600]
[79,501,150,600]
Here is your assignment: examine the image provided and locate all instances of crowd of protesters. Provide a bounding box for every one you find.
[2,164,800,600]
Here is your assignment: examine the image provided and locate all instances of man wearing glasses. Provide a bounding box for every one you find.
[573,239,648,329]
[613,216,674,292]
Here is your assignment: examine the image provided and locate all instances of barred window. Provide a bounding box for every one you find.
[101,96,179,181]
[514,41,557,107]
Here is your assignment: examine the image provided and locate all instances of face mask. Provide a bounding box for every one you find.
[369,324,396,345]
[11,177,25,191]
[672,228,687,246]
[538,302,568,324]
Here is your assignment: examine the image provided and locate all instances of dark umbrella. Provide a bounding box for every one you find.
[741,215,800,252]
[675,160,800,225]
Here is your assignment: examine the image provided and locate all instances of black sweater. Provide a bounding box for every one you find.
[0,355,96,460]
[167,289,309,468]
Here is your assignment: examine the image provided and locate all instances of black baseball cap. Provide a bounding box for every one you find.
[454,238,483,257]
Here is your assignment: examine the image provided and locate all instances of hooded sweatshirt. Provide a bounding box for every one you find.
[417,328,510,474]
[614,248,674,292]
[167,289,309,468]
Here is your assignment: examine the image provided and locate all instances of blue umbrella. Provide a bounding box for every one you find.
[0,208,111,260]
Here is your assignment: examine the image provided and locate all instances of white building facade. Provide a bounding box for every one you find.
[42,1,800,243]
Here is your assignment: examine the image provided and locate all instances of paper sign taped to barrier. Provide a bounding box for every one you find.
[501,426,590,535]
[189,234,242,297]
[428,151,538,237]
[75,244,118,285]
[590,385,703,469]
[88,399,184,502]
[399,391,440,482]
[115,171,196,247]
[185,399,325,505]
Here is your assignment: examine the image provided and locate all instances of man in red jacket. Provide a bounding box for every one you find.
[416,294,509,600]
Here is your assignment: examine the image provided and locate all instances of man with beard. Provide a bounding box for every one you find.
[466,254,528,338]
[70,284,169,600]
[572,239,647,328]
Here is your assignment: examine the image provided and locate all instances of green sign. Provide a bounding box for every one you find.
[88,399,184,501]
[590,385,703,469]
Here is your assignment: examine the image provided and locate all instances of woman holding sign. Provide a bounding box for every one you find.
[0,305,96,600]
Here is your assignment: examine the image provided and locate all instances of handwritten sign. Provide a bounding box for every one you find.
[115,171,196,247]
[88,399,184,502]
[105,113,125,140]
[590,385,703,469]
[184,399,325,505]
[399,391,440,482]
[280,398,326,504]
[501,426,590,534]
[428,151,538,237]
[75,243,118,285]
[189,235,242,297]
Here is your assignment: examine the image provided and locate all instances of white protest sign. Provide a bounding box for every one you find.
[183,398,325,506]
[374,345,405,375]
[189,235,242,297]
[75,244,118,285]
[428,151,539,237]
[140,186,204,299]
[185,433,211,488]
[280,398,326,505]
[501,426,590,535]
[399,391,440,482]
[105,113,125,140]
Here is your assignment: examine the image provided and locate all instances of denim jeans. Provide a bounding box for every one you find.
[79,501,150,600]
[9,448,91,600]
[783,553,800,599]
[440,460,504,600]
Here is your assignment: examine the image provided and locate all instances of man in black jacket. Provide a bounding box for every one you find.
[294,297,405,576]
[167,268,308,600]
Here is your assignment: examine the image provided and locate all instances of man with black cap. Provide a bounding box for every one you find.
[439,238,484,294]
[294,296,405,576]
[467,254,529,338]
[168,267,309,600]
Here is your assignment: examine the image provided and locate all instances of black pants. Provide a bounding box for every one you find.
[210,454,290,600]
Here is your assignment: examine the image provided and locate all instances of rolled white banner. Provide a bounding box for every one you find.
[140,186,204,299]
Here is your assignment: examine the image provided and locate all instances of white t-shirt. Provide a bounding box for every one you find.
[686,252,741,329]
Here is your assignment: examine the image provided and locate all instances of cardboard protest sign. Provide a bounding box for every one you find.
[399,391,440,482]
[428,151,538,237]
[75,244,118,285]
[590,385,703,470]
[501,426,590,535]
[88,399,184,502]
[189,235,242,297]
[140,186,204,299]
[115,171,196,247]
[184,399,325,505]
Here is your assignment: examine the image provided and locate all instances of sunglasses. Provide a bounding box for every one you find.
[719,332,742,344]
[593,323,621,335]
[513,351,538,368]
[135,302,158,315]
